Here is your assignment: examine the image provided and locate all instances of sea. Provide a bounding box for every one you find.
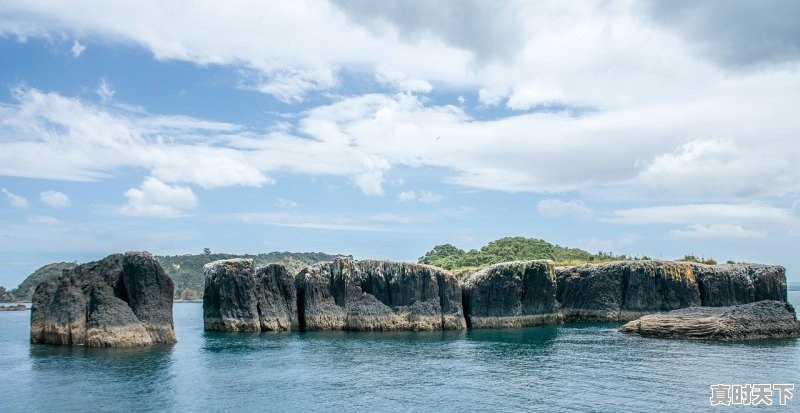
[1,292,798,412]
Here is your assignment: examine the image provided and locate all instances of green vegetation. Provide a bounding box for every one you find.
[7,251,343,301]
[418,237,723,275]
[159,252,344,300]
[418,237,629,274]
[677,255,718,265]
[8,262,77,301]
[0,286,15,302]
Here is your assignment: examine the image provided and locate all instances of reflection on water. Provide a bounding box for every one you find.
[0,293,798,412]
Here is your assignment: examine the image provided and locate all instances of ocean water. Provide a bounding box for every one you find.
[1,293,799,412]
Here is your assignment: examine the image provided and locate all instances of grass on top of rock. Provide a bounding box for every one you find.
[417,237,719,276]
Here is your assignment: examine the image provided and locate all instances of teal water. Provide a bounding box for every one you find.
[1,293,798,412]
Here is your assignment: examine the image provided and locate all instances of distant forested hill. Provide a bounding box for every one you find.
[418,236,631,274]
[159,252,345,300]
[7,252,344,301]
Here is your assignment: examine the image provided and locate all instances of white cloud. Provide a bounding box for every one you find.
[537,199,592,218]
[96,78,114,103]
[70,40,85,57]
[39,190,71,208]
[605,203,797,226]
[121,177,198,218]
[275,198,298,208]
[397,190,442,203]
[1,188,28,208]
[353,170,385,196]
[669,224,767,240]
[27,215,58,225]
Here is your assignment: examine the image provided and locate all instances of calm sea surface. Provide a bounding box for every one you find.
[2,292,799,412]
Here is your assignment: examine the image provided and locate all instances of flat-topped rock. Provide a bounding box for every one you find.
[295,258,465,331]
[203,259,297,331]
[463,261,562,328]
[619,300,800,340]
[30,252,176,347]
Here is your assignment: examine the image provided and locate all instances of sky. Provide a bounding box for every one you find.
[1,0,799,288]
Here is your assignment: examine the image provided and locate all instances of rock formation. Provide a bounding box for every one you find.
[556,261,702,322]
[619,300,800,340]
[295,258,466,331]
[30,252,176,347]
[462,261,562,328]
[203,259,297,331]
[463,260,787,327]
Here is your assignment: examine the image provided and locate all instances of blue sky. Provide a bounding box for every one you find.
[1,1,799,288]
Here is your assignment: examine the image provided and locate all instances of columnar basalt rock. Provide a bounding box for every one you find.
[203,259,298,332]
[462,261,562,328]
[30,252,176,347]
[619,300,800,340]
[295,258,466,331]
[692,264,787,306]
[556,261,701,322]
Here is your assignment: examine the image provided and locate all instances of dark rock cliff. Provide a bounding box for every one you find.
[619,300,800,340]
[295,258,466,331]
[462,261,561,328]
[30,252,176,347]
[463,260,787,327]
[203,259,297,331]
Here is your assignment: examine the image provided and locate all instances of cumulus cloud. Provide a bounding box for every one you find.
[537,199,593,218]
[70,40,85,57]
[397,190,443,203]
[121,177,198,218]
[1,188,28,208]
[0,2,799,200]
[669,224,767,240]
[39,190,71,208]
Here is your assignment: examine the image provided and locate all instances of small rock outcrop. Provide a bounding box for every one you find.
[203,259,297,331]
[462,261,561,328]
[619,300,800,340]
[0,304,27,311]
[295,258,466,331]
[30,252,176,347]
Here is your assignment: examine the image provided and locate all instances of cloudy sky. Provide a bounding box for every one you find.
[1,0,799,287]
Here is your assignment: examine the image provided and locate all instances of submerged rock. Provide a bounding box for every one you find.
[30,252,176,347]
[462,261,561,328]
[295,258,466,331]
[619,300,800,340]
[203,259,297,331]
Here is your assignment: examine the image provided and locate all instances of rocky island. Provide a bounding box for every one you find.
[0,304,27,311]
[202,256,789,334]
[619,300,800,340]
[30,251,176,347]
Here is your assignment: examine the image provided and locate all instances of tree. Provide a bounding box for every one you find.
[203,248,211,255]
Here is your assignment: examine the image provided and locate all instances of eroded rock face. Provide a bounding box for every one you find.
[556,261,701,322]
[203,259,297,331]
[463,260,787,327]
[30,252,176,347]
[619,300,800,340]
[295,258,466,331]
[693,264,787,306]
[462,261,561,328]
